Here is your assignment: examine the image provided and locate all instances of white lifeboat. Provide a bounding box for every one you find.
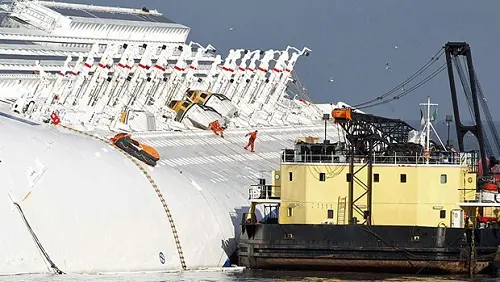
[185,89,238,118]
[167,99,225,130]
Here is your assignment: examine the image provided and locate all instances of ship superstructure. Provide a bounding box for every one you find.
[0,0,320,132]
[0,0,343,275]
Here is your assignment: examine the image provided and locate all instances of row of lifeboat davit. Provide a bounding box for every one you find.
[167,89,238,130]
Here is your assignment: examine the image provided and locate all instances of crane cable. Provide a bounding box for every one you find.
[356,60,450,110]
[472,64,500,156]
[453,57,494,157]
[454,57,476,123]
[352,47,445,108]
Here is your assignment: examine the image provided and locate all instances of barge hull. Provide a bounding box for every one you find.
[238,224,500,274]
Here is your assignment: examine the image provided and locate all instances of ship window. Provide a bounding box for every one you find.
[440,210,446,219]
[175,109,185,122]
[327,209,334,219]
[289,172,293,181]
[319,173,326,181]
[400,174,407,183]
[200,93,208,99]
[346,173,352,182]
[182,101,190,107]
[168,100,177,108]
[287,207,293,217]
[440,174,447,184]
[374,173,380,182]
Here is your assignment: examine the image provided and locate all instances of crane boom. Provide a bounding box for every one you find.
[444,42,489,175]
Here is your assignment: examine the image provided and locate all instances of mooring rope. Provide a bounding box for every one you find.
[9,195,64,275]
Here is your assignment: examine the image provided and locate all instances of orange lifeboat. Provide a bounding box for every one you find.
[110,133,160,167]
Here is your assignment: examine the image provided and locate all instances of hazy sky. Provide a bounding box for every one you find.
[69,0,499,121]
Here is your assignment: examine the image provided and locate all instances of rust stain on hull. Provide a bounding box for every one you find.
[253,258,489,274]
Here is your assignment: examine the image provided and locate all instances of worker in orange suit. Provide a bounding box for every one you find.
[244,130,258,152]
[209,120,224,138]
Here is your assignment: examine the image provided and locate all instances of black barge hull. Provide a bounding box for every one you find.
[238,224,500,274]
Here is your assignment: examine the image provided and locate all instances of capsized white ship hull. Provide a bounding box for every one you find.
[0,0,350,275]
[0,111,342,274]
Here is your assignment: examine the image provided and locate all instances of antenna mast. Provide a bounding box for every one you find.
[419,96,447,164]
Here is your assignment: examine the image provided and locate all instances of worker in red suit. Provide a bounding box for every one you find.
[244,130,258,152]
[209,120,224,138]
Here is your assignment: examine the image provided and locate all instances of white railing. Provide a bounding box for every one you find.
[39,1,163,16]
[248,185,278,200]
[281,150,478,166]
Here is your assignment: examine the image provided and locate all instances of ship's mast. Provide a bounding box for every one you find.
[419,96,447,164]
[419,96,436,159]
[426,96,431,154]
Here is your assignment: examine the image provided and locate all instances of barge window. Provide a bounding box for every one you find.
[327,209,334,219]
[289,172,293,181]
[440,210,446,219]
[440,174,447,184]
[400,174,407,183]
[319,173,326,181]
[374,173,379,182]
[287,208,293,217]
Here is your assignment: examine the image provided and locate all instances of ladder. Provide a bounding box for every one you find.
[337,196,346,224]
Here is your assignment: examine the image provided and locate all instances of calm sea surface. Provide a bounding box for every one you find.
[2,269,497,282]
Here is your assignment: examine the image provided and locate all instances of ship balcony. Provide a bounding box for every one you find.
[281,149,478,167]
[248,184,280,204]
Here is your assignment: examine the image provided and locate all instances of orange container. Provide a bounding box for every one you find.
[332,108,352,121]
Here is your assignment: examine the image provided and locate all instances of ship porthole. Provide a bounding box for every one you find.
[275,174,280,180]
[468,177,473,183]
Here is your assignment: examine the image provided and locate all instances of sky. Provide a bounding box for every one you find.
[69,0,500,121]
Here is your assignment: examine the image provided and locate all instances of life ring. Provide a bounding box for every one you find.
[495,194,500,203]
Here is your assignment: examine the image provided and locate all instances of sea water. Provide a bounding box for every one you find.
[2,269,496,282]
